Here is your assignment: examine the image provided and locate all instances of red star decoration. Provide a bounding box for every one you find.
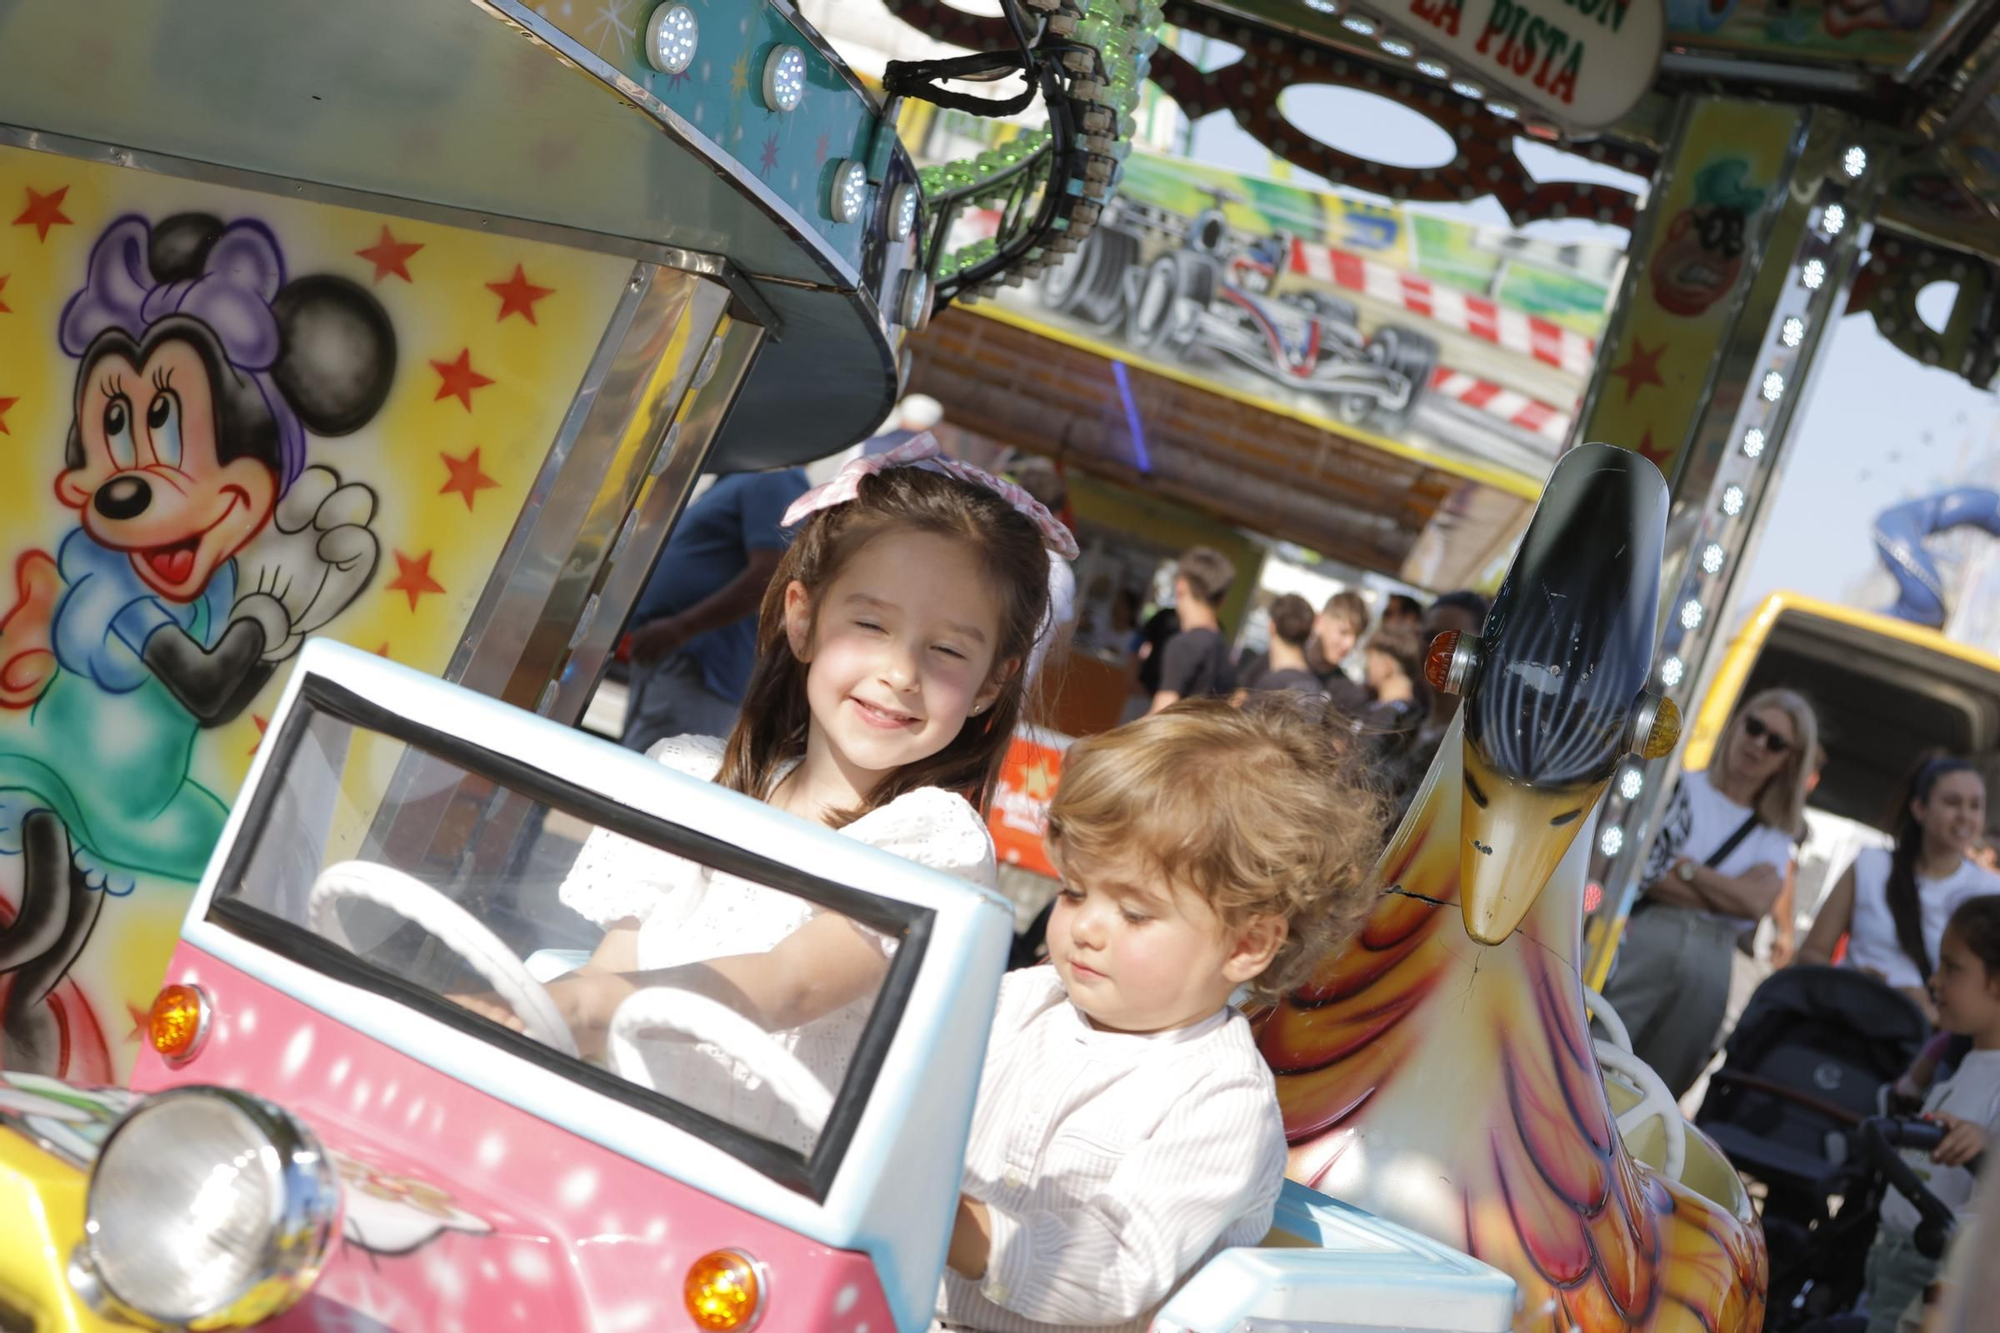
[1635,429,1675,470]
[356,226,424,284]
[486,265,555,324]
[814,131,830,166]
[759,132,780,177]
[0,274,11,314]
[1608,338,1667,403]
[375,642,392,657]
[430,349,494,412]
[13,186,73,242]
[0,397,15,436]
[438,447,500,511]
[385,550,446,611]
[127,1001,151,1043]
[249,714,270,757]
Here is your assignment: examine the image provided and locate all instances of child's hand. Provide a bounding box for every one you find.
[448,989,524,1030]
[1930,1113,1988,1167]
[947,1195,993,1280]
[448,970,636,1057]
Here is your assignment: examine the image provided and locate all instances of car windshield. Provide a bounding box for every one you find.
[209,685,928,1196]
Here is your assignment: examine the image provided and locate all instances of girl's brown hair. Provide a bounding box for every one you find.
[714,465,1053,824]
[1944,893,2000,981]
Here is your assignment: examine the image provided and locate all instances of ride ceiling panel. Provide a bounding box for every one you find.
[908,309,1461,572]
[0,0,908,468]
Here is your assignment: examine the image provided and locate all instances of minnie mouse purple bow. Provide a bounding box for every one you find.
[782,433,1079,561]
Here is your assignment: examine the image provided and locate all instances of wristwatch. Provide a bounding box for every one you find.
[1677,862,1698,884]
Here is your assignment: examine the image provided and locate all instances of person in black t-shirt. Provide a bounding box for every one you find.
[1131,605,1180,698]
[1237,594,1325,699]
[1148,546,1237,713]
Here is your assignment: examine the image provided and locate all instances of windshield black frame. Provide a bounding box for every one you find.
[207,673,935,1201]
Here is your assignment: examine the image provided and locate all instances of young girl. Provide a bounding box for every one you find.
[1861,894,2000,1333]
[507,436,1074,1140]
[1801,758,2000,1023]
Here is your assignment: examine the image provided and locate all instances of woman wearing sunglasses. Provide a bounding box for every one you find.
[1601,688,1818,1097]
[1799,754,2000,1023]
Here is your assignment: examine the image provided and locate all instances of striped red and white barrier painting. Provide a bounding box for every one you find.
[1287,238,1597,377]
[1428,368,1573,445]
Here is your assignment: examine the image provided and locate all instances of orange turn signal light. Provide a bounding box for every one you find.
[148,983,210,1063]
[685,1249,764,1331]
[1422,631,1459,693]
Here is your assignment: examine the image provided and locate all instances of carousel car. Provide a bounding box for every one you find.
[0,639,1517,1333]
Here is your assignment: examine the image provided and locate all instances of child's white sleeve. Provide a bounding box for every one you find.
[829,788,999,958]
[556,734,723,927]
[973,1073,1287,1325]
[844,787,998,887]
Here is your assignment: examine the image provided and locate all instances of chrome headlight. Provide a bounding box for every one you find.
[72,1087,340,1329]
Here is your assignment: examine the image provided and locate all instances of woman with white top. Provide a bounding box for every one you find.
[1601,689,1816,1097]
[1799,757,2000,1023]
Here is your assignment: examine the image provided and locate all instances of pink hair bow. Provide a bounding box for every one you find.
[782,433,1080,561]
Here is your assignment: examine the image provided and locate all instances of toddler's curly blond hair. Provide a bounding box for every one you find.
[1045,695,1385,1003]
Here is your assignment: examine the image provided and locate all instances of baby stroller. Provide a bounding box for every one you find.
[1692,965,1930,1329]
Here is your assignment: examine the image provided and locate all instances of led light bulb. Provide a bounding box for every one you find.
[644,4,698,74]
[829,160,868,224]
[764,45,807,112]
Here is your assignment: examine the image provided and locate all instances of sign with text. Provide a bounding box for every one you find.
[1392,0,1662,129]
[989,734,1070,880]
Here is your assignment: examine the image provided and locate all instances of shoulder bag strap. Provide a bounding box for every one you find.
[1704,811,1762,871]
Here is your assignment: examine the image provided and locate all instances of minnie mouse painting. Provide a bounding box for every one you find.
[0,212,394,1076]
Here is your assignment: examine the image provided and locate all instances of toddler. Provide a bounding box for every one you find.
[938,697,1383,1331]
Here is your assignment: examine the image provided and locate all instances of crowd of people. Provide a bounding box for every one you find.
[1595,688,2000,1333]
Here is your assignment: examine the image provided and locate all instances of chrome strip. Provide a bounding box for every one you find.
[444,269,732,709]
[548,316,768,723]
[0,121,783,335]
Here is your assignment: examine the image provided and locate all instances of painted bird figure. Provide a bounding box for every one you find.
[1256,444,1766,1332]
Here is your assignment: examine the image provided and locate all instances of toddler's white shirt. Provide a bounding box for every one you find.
[937,965,1287,1332]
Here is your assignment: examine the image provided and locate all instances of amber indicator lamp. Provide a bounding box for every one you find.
[147,983,210,1063]
[685,1249,764,1330]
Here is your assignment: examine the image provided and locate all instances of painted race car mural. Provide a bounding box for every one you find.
[934,137,1619,492]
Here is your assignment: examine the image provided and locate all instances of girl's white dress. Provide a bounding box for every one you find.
[558,735,997,1151]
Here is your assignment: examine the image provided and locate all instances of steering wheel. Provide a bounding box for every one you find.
[607,986,834,1132]
[1587,987,1688,1183]
[306,860,580,1059]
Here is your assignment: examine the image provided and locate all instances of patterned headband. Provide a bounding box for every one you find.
[781,433,1080,561]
